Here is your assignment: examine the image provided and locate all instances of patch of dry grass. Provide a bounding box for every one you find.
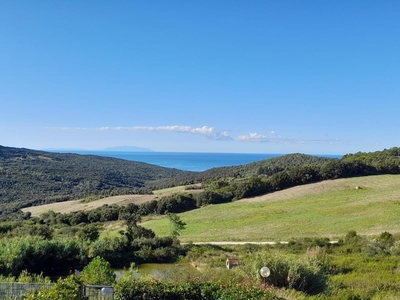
[22,194,158,217]
[22,185,203,217]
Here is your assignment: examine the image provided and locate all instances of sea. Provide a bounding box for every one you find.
[67,151,342,172]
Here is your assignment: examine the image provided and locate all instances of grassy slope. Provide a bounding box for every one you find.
[22,194,158,217]
[142,174,400,242]
[0,145,193,212]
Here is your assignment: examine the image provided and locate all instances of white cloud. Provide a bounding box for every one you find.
[95,125,233,140]
[237,131,339,144]
[49,126,337,144]
[237,132,269,142]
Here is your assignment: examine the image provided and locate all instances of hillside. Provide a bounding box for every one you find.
[22,185,204,217]
[0,146,337,216]
[0,145,192,215]
[3,145,400,221]
[146,153,335,188]
[142,174,400,242]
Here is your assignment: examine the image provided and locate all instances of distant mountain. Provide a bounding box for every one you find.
[43,146,154,152]
[102,146,154,152]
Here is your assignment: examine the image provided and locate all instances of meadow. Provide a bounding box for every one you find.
[6,174,400,299]
[142,175,400,242]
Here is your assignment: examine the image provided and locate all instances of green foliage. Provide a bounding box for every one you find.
[81,256,116,285]
[17,270,51,283]
[0,145,190,217]
[132,237,179,263]
[114,279,279,300]
[247,250,329,295]
[76,224,100,242]
[156,194,197,214]
[195,190,233,206]
[167,213,186,238]
[0,222,19,235]
[79,194,105,203]
[328,253,400,299]
[25,275,82,300]
[119,203,141,243]
[377,231,395,248]
[389,240,400,255]
[9,224,54,239]
[338,231,367,254]
[342,147,400,174]
[88,234,131,267]
[0,236,84,275]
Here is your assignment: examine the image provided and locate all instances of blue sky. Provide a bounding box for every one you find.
[1,1,399,154]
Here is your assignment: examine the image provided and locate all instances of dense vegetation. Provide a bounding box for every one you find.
[0,146,336,219]
[11,230,400,299]
[2,146,400,298]
[147,153,335,188]
[0,145,192,216]
[3,146,400,223]
[0,208,185,276]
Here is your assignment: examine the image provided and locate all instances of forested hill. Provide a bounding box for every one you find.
[147,147,400,193]
[146,153,335,188]
[2,145,400,218]
[204,153,334,177]
[0,145,192,214]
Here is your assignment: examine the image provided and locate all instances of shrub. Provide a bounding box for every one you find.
[339,231,367,253]
[25,275,82,300]
[389,241,400,255]
[80,256,116,285]
[114,279,279,300]
[247,251,329,295]
[0,236,84,276]
[377,231,395,248]
[362,241,390,256]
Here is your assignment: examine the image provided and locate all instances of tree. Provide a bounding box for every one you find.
[119,203,141,243]
[80,256,116,285]
[77,224,100,242]
[167,213,186,238]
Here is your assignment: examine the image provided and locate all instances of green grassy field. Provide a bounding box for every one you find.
[142,175,400,242]
[152,184,202,195]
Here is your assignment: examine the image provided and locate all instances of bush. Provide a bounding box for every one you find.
[389,241,400,255]
[362,241,390,256]
[25,275,82,300]
[248,251,329,295]
[114,279,279,300]
[0,236,84,276]
[81,256,116,285]
[339,231,367,253]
